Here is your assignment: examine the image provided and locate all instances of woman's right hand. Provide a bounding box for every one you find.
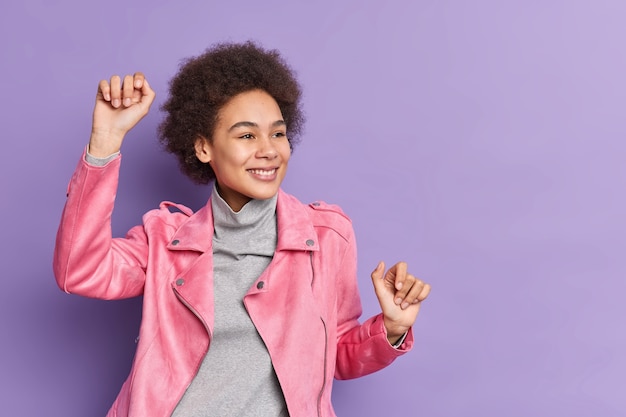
[88,72,156,157]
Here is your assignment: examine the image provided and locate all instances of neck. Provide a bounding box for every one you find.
[214,183,251,212]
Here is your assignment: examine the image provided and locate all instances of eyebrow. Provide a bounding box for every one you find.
[228,120,286,132]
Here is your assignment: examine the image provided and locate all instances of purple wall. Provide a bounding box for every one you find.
[2,1,625,415]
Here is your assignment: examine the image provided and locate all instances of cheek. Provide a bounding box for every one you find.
[215,147,246,167]
[280,142,292,162]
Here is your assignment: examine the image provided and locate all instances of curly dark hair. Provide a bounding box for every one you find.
[158,41,305,184]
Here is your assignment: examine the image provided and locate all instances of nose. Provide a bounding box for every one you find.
[255,136,278,159]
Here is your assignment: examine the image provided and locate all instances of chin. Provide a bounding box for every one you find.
[253,192,279,201]
[249,186,280,200]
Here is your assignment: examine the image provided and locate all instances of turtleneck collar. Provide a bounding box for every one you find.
[211,182,278,241]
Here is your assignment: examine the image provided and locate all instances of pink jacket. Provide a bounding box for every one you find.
[53,154,413,417]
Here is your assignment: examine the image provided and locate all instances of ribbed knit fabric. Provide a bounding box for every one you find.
[171,185,288,417]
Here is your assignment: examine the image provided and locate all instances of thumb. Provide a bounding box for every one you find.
[139,79,156,108]
[370,261,386,297]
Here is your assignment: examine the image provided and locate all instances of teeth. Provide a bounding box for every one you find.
[249,169,276,176]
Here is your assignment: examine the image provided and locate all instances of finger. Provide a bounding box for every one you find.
[110,75,121,108]
[97,79,111,102]
[400,278,425,309]
[394,273,417,306]
[417,283,431,302]
[122,74,134,107]
[410,283,432,306]
[133,72,145,89]
[131,72,146,104]
[385,261,407,291]
[385,261,408,303]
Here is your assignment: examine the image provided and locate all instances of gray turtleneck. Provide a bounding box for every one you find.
[171,186,288,417]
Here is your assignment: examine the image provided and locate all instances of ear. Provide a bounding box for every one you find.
[194,136,212,163]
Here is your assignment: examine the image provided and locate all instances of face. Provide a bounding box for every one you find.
[195,89,291,212]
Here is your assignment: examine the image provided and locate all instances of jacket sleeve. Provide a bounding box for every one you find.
[333,225,414,380]
[53,153,149,300]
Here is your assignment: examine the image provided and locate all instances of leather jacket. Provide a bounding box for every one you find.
[53,154,413,417]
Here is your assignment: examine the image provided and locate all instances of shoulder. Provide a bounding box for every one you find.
[307,200,351,223]
[280,191,354,242]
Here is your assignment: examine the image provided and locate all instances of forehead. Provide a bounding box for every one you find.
[217,89,283,123]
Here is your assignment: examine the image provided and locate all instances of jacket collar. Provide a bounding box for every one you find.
[167,189,319,253]
[275,189,320,252]
[166,196,214,252]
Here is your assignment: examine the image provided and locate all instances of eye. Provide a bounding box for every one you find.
[239,133,254,139]
[272,131,286,138]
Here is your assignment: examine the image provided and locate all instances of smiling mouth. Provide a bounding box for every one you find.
[247,168,277,177]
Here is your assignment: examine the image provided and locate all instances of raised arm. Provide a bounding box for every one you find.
[53,73,156,300]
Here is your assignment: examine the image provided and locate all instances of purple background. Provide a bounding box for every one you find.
[1,0,625,416]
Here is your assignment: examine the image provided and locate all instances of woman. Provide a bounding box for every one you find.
[54,41,431,417]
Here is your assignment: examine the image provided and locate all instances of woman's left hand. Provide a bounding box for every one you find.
[370,261,431,345]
